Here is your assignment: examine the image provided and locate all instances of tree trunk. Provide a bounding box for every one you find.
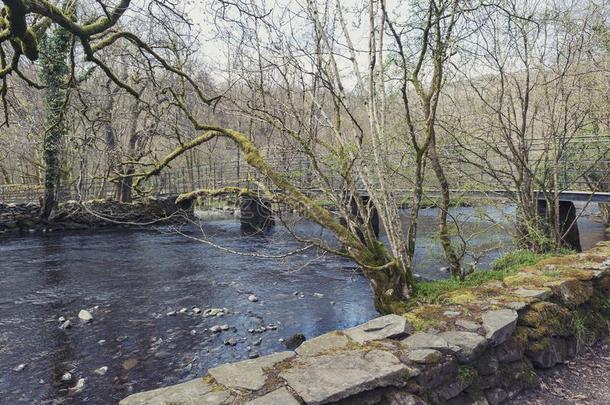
[39,25,71,219]
[364,262,409,314]
[600,203,610,226]
[428,136,462,277]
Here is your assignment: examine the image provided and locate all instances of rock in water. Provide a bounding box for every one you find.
[61,372,72,381]
[78,309,93,322]
[122,358,138,370]
[13,364,26,372]
[284,333,306,349]
[248,295,259,302]
[94,366,108,376]
[224,338,237,346]
[71,378,86,392]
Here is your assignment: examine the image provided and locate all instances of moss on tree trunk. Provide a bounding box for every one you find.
[39,24,71,219]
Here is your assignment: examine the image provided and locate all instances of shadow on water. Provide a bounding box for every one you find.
[0,202,607,404]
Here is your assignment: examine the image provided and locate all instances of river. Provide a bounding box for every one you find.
[0,203,607,404]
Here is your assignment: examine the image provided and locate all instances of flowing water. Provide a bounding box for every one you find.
[0,203,607,404]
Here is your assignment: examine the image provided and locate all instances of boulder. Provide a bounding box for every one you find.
[209,351,294,391]
[525,337,576,368]
[94,366,108,376]
[439,331,488,363]
[284,333,306,350]
[344,314,414,344]
[481,310,518,346]
[78,309,93,322]
[552,280,593,308]
[280,349,412,404]
[401,332,460,355]
[494,328,528,363]
[518,302,573,338]
[455,319,481,332]
[406,349,442,365]
[485,388,508,405]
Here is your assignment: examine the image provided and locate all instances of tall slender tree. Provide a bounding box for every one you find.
[39,23,71,218]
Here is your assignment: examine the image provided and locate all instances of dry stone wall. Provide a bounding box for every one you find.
[120,242,610,405]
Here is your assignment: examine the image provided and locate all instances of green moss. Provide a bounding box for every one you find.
[458,365,474,383]
[407,250,565,306]
[503,273,557,288]
[404,306,446,331]
[519,302,574,338]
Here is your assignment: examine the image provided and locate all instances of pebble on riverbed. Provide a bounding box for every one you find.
[94,366,108,376]
[13,364,26,372]
[224,338,237,346]
[70,378,86,392]
[78,309,93,323]
[61,372,72,382]
[248,294,259,302]
[203,308,226,317]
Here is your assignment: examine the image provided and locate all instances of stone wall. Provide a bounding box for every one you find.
[0,197,188,235]
[120,242,610,405]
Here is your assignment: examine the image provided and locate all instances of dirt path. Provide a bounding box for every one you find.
[515,342,610,405]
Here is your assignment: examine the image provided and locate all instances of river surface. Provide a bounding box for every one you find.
[0,203,607,404]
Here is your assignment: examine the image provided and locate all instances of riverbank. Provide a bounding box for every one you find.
[121,241,610,405]
[0,198,188,236]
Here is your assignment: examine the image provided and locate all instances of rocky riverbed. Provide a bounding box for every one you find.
[0,223,376,404]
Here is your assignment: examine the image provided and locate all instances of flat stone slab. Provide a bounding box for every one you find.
[455,319,481,332]
[295,332,349,356]
[344,314,413,343]
[481,309,517,346]
[280,349,409,404]
[443,310,462,318]
[209,351,294,391]
[505,301,528,311]
[407,349,442,364]
[439,331,488,363]
[119,378,232,405]
[245,387,300,405]
[401,332,459,354]
[513,287,550,300]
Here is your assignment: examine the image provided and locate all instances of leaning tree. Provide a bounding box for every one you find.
[0,0,468,313]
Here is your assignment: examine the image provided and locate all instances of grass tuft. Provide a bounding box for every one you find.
[407,249,570,306]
